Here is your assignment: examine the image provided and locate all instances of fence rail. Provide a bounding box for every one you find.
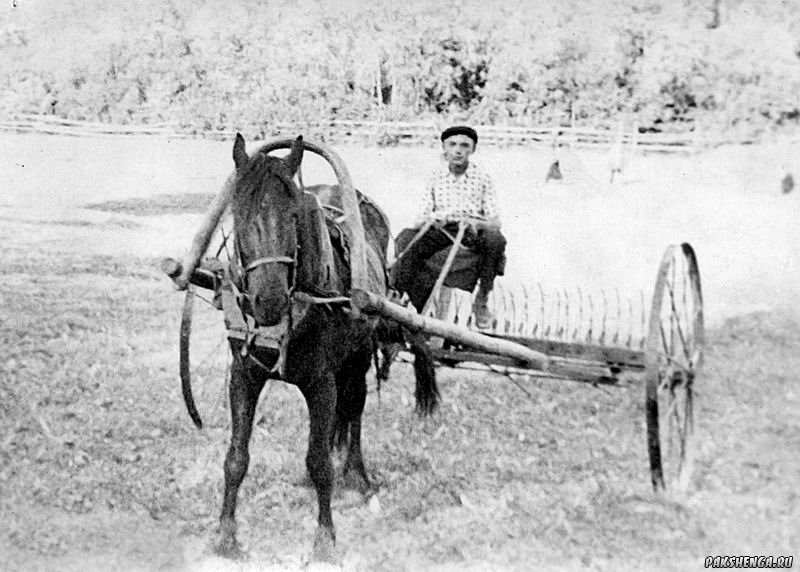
[0,113,757,153]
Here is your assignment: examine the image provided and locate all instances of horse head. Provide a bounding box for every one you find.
[231,133,304,327]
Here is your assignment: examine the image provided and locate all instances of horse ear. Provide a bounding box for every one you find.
[285,135,304,176]
[233,133,248,170]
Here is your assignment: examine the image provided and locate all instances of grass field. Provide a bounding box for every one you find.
[1,132,798,571]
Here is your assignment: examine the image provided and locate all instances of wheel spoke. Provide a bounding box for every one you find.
[665,279,691,363]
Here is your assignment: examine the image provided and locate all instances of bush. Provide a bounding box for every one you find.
[1,0,798,138]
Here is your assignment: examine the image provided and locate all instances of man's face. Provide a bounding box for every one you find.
[442,134,475,168]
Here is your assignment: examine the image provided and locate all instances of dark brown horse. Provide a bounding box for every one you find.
[212,134,438,562]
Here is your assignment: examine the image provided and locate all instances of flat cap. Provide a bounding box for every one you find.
[440,125,478,144]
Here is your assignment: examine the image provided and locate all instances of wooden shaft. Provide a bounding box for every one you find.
[351,288,550,371]
[161,257,219,291]
[175,171,236,290]
[421,221,466,316]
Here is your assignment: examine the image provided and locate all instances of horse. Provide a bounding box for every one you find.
[212,133,438,562]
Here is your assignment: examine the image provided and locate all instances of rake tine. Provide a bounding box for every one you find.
[599,290,608,346]
[640,290,647,349]
[555,290,563,340]
[448,290,459,325]
[574,287,583,340]
[563,288,570,341]
[612,288,621,345]
[493,284,503,334]
[491,284,501,333]
[539,283,548,338]
[459,290,470,326]
[507,289,517,335]
[586,292,594,343]
[521,284,531,336]
[500,285,509,334]
[626,296,634,348]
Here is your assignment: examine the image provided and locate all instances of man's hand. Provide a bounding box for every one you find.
[464,216,500,234]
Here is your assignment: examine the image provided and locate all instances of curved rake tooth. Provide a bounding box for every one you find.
[500,286,510,334]
[640,290,647,349]
[626,296,634,348]
[448,290,459,325]
[521,284,530,336]
[539,283,548,338]
[557,290,566,340]
[461,290,471,325]
[612,288,621,345]
[466,293,474,329]
[573,287,583,340]
[563,289,571,341]
[585,292,594,343]
[598,290,608,346]
[507,289,517,335]
[491,284,501,333]
[493,284,503,334]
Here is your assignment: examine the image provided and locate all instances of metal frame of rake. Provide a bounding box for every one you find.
[420,239,704,493]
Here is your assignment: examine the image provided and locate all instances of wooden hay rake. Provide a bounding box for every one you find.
[162,137,704,493]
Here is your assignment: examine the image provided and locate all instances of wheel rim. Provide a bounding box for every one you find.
[645,243,704,491]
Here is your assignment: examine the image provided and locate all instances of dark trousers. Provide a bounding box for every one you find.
[392,222,506,304]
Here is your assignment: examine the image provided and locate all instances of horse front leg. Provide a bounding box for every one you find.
[216,355,263,559]
[300,373,338,563]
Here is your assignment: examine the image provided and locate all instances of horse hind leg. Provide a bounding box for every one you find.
[373,318,403,386]
[334,346,373,493]
[376,342,401,385]
[216,355,265,559]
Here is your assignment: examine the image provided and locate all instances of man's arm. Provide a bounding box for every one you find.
[481,173,501,229]
[414,179,436,227]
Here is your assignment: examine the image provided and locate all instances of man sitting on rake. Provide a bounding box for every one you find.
[391,125,506,329]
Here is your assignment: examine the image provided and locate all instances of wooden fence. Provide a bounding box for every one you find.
[0,113,748,153]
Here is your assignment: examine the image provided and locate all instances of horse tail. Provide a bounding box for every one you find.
[404,328,439,416]
[372,319,439,415]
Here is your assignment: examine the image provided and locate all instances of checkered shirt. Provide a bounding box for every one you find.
[417,162,500,225]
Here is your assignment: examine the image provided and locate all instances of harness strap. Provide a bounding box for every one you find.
[244,256,294,273]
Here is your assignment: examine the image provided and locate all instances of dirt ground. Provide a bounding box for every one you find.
[1,132,798,571]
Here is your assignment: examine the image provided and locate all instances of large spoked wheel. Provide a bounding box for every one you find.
[645,243,704,491]
[179,220,235,429]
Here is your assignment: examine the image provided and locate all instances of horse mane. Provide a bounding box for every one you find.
[230,152,389,298]
[232,151,298,225]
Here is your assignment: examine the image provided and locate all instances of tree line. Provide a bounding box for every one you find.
[1,0,798,140]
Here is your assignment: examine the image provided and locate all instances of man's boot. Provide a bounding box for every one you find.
[473,281,494,329]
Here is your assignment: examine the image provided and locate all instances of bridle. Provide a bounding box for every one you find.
[229,227,300,375]
[239,238,299,298]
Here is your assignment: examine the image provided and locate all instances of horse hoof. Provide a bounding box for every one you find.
[311,526,337,563]
[214,535,246,560]
[343,470,372,495]
[296,472,314,489]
